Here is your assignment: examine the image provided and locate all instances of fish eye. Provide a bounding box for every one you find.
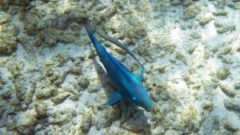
[132,97,136,100]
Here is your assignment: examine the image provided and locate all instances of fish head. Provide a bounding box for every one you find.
[127,82,153,111]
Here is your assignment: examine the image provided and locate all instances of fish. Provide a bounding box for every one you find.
[86,20,153,110]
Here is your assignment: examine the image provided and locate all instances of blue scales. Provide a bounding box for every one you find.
[86,21,153,110]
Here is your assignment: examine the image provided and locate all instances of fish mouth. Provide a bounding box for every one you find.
[144,100,153,111]
[145,106,154,111]
[144,102,154,111]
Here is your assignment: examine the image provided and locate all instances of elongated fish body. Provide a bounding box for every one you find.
[86,21,153,110]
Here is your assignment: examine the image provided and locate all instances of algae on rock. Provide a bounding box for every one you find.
[0,13,18,56]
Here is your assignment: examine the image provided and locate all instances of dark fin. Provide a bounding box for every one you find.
[133,67,144,81]
[91,17,145,80]
[96,30,145,79]
[92,20,145,78]
[101,92,123,106]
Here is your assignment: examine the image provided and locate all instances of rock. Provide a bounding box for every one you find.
[219,82,236,98]
[48,107,75,124]
[24,82,36,105]
[234,82,240,90]
[216,67,230,80]
[96,107,121,129]
[183,3,201,20]
[214,20,236,34]
[78,78,89,89]
[224,100,240,112]
[224,121,239,132]
[218,47,232,57]
[36,87,55,99]
[121,109,150,133]
[35,102,47,119]
[212,10,228,16]
[188,43,198,54]
[52,92,70,104]
[16,109,37,134]
[202,100,213,110]
[80,113,92,133]
[175,51,186,62]
[198,13,213,26]
[0,13,18,56]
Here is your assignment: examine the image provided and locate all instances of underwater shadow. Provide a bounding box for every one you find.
[88,44,115,97]
[119,103,151,134]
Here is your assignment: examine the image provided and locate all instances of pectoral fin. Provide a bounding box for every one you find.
[102,92,122,106]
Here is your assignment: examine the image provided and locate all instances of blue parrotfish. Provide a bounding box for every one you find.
[86,21,153,110]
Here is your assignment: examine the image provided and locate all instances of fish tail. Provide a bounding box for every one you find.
[86,21,97,45]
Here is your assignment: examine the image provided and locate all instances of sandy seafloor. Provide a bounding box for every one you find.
[0,0,240,135]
